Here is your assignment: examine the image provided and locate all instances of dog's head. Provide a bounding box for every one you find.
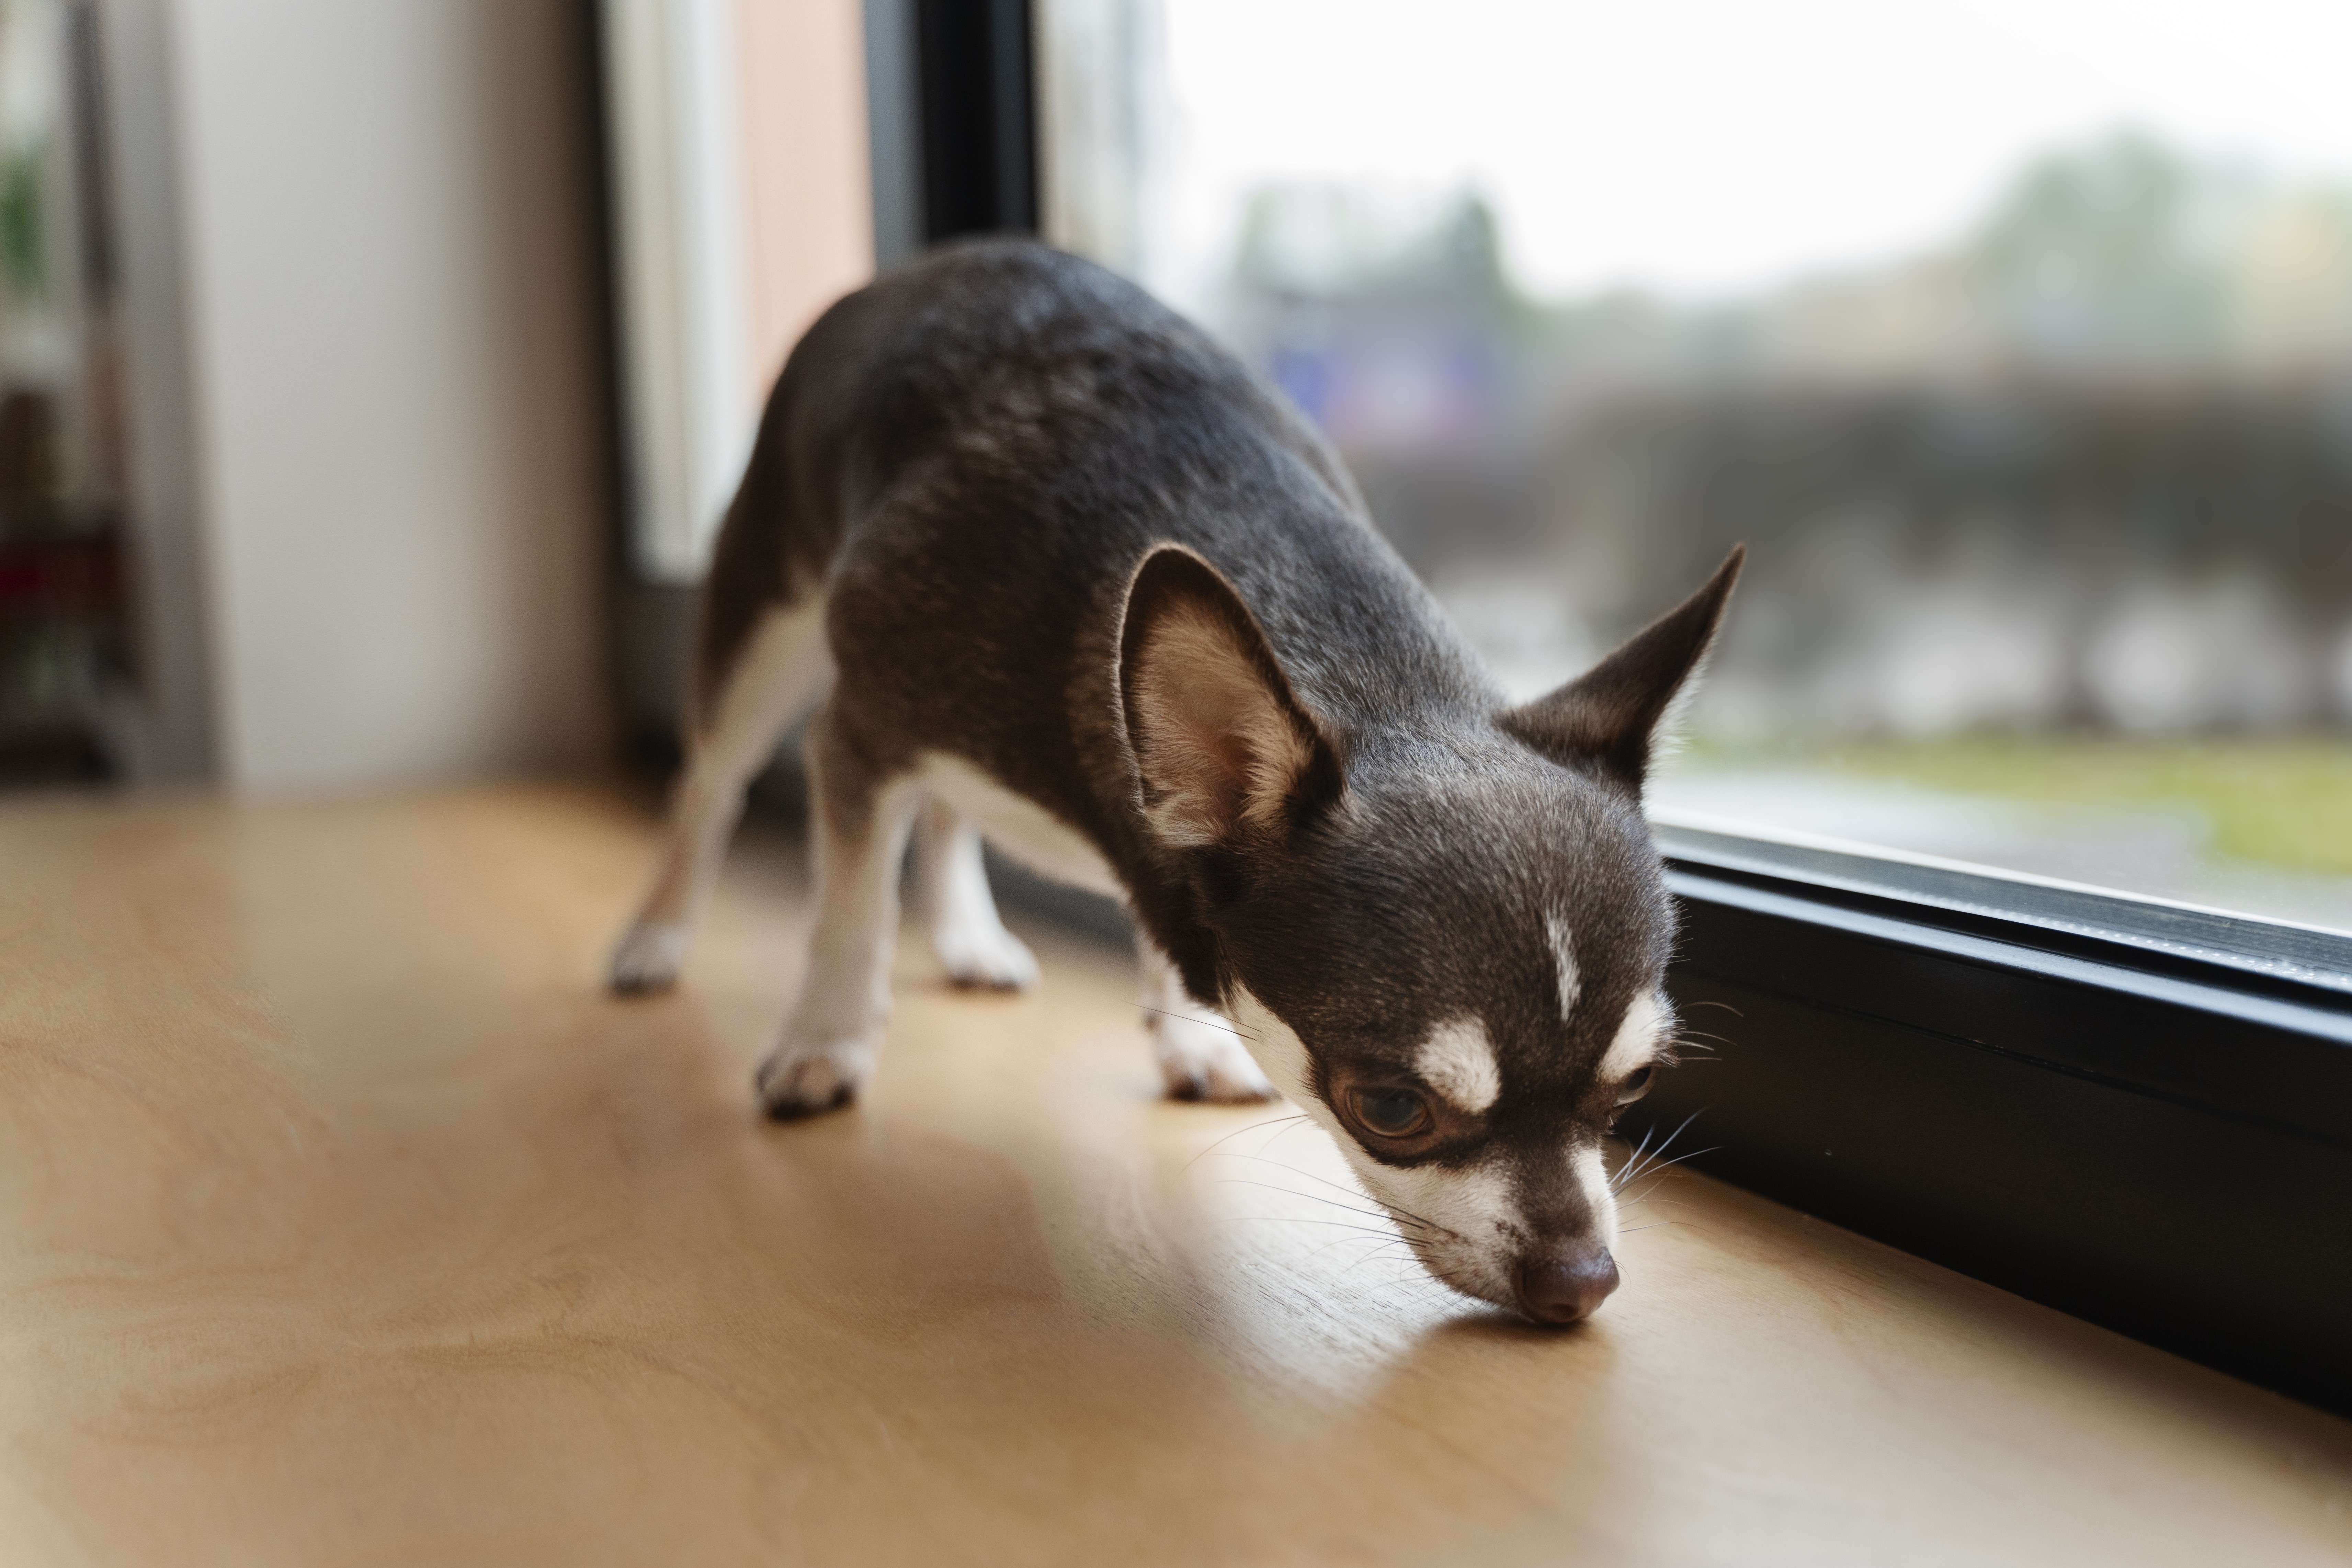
[1120,543,1743,1323]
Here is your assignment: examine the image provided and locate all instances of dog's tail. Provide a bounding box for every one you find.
[691,392,813,737]
[686,268,886,737]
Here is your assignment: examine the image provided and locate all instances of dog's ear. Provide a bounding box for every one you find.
[1501,545,1745,793]
[1120,545,1344,850]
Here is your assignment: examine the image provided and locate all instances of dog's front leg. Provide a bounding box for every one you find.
[756,705,920,1118]
[914,798,1039,991]
[1138,938,1276,1103]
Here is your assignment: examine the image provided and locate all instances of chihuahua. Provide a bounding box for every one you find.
[610,240,1741,1325]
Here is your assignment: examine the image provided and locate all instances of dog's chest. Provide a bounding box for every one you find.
[918,753,1123,898]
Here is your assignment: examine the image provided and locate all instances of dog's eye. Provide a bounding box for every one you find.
[1615,1065,1655,1106]
[1353,1088,1432,1138]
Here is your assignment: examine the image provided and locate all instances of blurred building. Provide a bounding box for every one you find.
[1204,135,2352,734]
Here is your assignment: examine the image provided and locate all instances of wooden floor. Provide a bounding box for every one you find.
[2,782,2348,1566]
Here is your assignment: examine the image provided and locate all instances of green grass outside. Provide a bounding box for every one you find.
[1688,733,2352,877]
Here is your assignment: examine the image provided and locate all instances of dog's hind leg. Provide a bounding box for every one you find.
[913,799,1040,991]
[1138,937,1276,1103]
[755,703,921,1117]
[609,601,832,993]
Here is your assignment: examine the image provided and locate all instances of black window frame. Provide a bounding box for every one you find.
[1636,828,2352,1414]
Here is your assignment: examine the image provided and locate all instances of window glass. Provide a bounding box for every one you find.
[1038,0,2352,936]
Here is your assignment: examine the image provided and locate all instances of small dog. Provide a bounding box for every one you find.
[611,240,1741,1325]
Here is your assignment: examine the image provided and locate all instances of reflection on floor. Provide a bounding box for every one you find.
[1,781,2347,1565]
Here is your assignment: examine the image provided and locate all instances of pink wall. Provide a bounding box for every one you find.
[736,0,876,395]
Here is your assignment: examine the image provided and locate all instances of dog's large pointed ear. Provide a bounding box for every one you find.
[1500,545,1745,792]
[1119,545,1345,850]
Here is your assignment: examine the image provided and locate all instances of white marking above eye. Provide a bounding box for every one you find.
[1600,990,1669,1083]
[1415,1016,1501,1114]
[1547,913,1581,1023]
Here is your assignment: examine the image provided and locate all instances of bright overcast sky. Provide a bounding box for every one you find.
[1154,0,2352,304]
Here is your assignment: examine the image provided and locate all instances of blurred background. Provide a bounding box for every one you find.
[8,0,2348,934]
[0,0,614,796]
[1039,0,2352,929]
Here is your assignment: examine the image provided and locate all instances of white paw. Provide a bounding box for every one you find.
[609,921,689,994]
[755,1038,878,1120]
[932,919,1041,992]
[1150,1009,1277,1103]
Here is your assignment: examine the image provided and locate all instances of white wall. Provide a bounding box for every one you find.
[170,0,606,793]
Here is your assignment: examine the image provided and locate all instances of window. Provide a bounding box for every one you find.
[1029,0,2352,1410]
[1042,0,2352,936]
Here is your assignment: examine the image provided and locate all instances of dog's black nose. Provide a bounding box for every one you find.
[1513,1247,1620,1324]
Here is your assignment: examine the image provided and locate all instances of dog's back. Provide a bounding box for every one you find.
[706,239,1492,792]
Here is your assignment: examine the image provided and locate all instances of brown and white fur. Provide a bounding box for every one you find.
[610,240,1742,1325]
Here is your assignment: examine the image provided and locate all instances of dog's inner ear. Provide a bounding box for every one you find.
[1121,546,1342,849]
[1501,545,1745,792]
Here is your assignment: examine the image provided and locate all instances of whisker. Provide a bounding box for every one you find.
[1634,1144,1720,1180]
[1263,1116,1315,1152]
[1683,1000,1743,1015]
[1228,1106,1320,1156]
[1354,1193,1450,1235]
[1613,1194,1693,1213]
[1615,1147,1722,1207]
[1212,1176,1427,1229]
[1421,1264,1484,1303]
[1139,1004,1261,1042]
[1614,1109,1705,1191]
[1205,1150,1451,1235]
[1180,1114,1310,1174]
[1304,1231,1421,1265]
[1612,1124,1658,1192]
[1229,1215,1404,1236]
[1333,1242,1429,1280]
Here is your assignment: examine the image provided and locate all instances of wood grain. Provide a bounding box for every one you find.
[1,782,2346,1566]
